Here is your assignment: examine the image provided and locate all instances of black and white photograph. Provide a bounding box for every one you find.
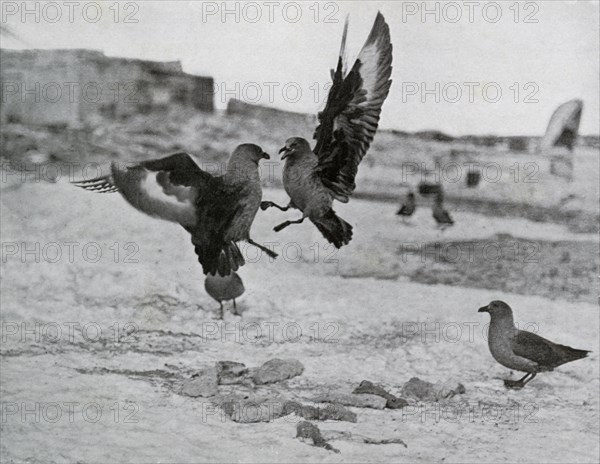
[1,1,599,462]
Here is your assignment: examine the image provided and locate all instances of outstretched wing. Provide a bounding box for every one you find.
[73,152,246,276]
[73,153,212,227]
[313,12,393,202]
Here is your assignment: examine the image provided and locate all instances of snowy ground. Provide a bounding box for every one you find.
[1,176,599,463]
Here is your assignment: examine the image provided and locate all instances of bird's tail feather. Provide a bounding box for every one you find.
[191,233,245,277]
[312,210,353,248]
[557,345,590,363]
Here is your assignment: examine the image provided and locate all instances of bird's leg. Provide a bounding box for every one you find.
[217,301,224,320]
[232,298,239,316]
[521,373,536,386]
[248,238,278,258]
[273,217,305,232]
[260,201,290,212]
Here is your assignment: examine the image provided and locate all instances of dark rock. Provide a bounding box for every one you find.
[253,358,304,385]
[353,380,393,399]
[401,377,436,401]
[296,421,340,453]
[311,392,387,409]
[216,361,249,385]
[219,395,286,423]
[386,397,409,409]
[283,401,357,423]
[179,367,218,398]
[353,380,409,409]
[401,377,466,401]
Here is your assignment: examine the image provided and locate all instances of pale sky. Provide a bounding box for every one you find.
[1,0,599,135]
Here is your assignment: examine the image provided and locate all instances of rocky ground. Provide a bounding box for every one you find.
[1,175,598,463]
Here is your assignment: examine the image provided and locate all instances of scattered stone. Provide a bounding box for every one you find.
[311,392,387,409]
[283,401,357,423]
[386,397,410,409]
[437,381,466,399]
[253,358,304,385]
[353,380,408,409]
[401,377,436,401]
[296,421,340,454]
[216,361,249,385]
[179,367,218,398]
[324,431,408,448]
[219,395,286,423]
[401,377,466,401]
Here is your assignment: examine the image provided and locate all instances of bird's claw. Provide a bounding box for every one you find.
[264,249,278,259]
[260,201,272,211]
[273,224,285,232]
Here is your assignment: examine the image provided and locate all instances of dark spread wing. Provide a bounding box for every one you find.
[72,152,208,226]
[73,152,245,276]
[313,12,393,201]
[512,331,564,367]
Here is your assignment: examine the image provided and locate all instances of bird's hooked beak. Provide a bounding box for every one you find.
[279,145,291,160]
[478,305,489,313]
[262,152,270,160]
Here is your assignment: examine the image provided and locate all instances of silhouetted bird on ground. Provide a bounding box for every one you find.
[479,300,590,389]
[73,145,276,276]
[397,192,416,222]
[205,272,245,319]
[261,12,393,248]
[432,192,453,229]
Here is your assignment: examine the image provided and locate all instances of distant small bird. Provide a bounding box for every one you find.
[397,192,416,221]
[432,192,453,229]
[73,145,276,276]
[261,12,393,248]
[205,272,245,319]
[479,300,590,389]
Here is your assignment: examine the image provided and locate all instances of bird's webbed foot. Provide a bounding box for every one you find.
[248,238,278,259]
[260,201,290,212]
[273,217,305,232]
[503,379,525,389]
[504,372,535,389]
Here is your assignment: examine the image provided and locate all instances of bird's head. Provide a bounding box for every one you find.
[279,137,311,160]
[478,300,513,318]
[232,144,270,165]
